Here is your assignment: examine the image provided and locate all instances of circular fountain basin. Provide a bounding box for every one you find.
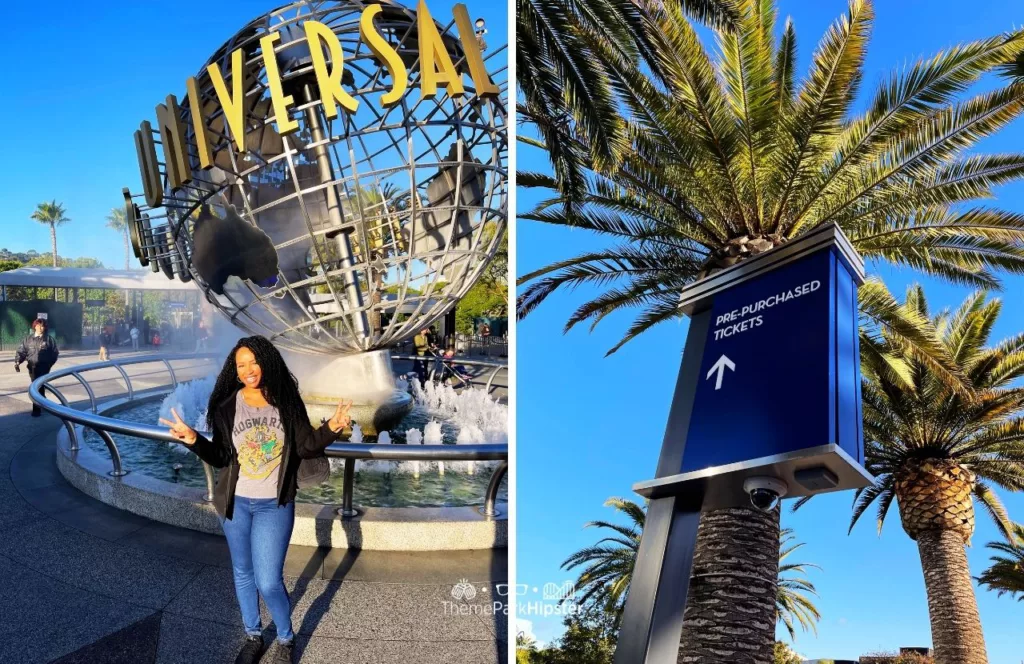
[56,393,507,550]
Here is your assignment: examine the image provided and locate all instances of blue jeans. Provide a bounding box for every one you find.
[220,497,295,644]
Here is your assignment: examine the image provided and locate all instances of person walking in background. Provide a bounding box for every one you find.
[130,324,140,351]
[196,320,209,352]
[98,328,111,361]
[14,318,60,417]
[413,327,430,386]
[161,336,351,664]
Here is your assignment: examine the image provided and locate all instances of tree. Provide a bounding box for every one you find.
[517,632,539,664]
[561,498,821,640]
[526,606,617,664]
[517,0,739,203]
[560,497,643,622]
[853,287,1024,663]
[777,528,821,640]
[773,641,801,664]
[29,201,70,268]
[106,207,131,270]
[25,255,103,269]
[0,259,22,273]
[976,523,1024,601]
[455,281,507,335]
[519,1,1024,661]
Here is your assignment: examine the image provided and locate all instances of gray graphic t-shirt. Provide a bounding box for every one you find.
[231,391,286,499]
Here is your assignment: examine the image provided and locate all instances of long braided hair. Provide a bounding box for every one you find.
[206,336,308,433]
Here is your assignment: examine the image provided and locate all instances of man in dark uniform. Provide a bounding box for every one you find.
[14,318,60,417]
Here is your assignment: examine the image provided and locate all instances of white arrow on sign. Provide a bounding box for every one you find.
[706,354,736,390]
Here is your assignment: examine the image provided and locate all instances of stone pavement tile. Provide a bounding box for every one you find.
[284,543,327,579]
[162,566,244,628]
[444,583,508,642]
[16,480,99,515]
[50,610,162,664]
[8,439,61,491]
[287,579,495,643]
[291,636,504,664]
[0,517,204,610]
[48,500,153,542]
[322,548,508,584]
[0,555,155,664]
[0,479,41,530]
[117,519,232,568]
[401,583,500,642]
[155,611,247,664]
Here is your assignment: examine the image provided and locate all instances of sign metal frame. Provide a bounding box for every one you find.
[613,224,871,664]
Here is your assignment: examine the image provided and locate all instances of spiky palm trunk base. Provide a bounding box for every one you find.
[678,506,780,664]
[917,530,988,664]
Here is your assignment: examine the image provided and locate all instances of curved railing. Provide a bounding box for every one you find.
[390,353,508,393]
[28,353,509,517]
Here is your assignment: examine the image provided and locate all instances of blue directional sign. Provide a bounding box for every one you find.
[681,246,863,474]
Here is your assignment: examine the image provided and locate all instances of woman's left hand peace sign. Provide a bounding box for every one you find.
[328,399,353,433]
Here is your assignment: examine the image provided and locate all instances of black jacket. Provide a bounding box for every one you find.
[188,389,340,520]
[15,334,59,370]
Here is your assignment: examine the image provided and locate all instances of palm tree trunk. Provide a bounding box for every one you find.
[916,530,988,664]
[678,506,780,664]
[123,230,130,270]
[50,222,58,267]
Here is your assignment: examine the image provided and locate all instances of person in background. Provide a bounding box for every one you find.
[413,327,430,386]
[99,328,112,361]
[196,320,209,352]
[130,324,140,351]
[14,318,60,417]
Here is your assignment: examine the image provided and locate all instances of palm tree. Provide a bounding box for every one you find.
[29,201,70,268]
[517,0,739,203]
[561,497,642,620]
[561,498,821,640]
[106,207,130,270]
[976,523,1024,601]
[519,1,1024,660]
[853,287,1024,663]
[776,528,821,640]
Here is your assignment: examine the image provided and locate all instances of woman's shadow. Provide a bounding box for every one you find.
[273,511,361,656]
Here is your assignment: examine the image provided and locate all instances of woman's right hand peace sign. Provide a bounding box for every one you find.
[160,408,198,446]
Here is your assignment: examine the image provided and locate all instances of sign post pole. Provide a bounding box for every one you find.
[614,311,710,664]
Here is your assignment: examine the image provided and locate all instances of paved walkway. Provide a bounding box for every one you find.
[0,354,507,663]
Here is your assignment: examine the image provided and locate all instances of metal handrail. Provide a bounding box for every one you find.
[28,353,509,517]
[390,353,507,393]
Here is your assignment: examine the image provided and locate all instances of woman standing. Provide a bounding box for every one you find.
[161,336,351,664]
[14,318,59,417]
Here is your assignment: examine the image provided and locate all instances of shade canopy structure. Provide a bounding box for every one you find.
[0,268,199,292]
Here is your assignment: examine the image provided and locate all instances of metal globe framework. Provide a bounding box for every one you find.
[124,0,507,355]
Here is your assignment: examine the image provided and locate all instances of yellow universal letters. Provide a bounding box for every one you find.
[207,49,248,152]
[451,4,498,97]
[359,5,409,107]
[259,32,300,136]
[154,94,191,190]
[134,121,163,208]
[417,0,464,99]
[304,21,360,119]
[185,76,215,170]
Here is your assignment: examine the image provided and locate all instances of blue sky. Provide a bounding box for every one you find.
[516,1,1024,661]
[0,0,508,270]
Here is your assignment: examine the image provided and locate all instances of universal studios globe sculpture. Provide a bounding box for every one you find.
[121,0,507,430]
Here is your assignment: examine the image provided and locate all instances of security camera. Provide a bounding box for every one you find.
[742,476,789,512]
